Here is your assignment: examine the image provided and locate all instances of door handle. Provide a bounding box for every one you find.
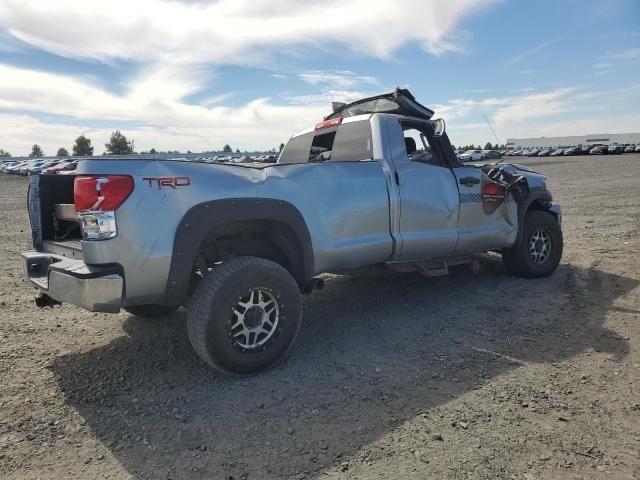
[459,176,480,187]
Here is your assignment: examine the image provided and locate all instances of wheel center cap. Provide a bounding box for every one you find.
[244,306,264,329]
[535,239,545,251]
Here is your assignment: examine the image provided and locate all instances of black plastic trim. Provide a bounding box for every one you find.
[163,198,315,306]
[515,189,554,245]
[48,262,123,279]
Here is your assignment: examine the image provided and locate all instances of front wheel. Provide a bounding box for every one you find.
[503,210,563,278]
[187,256,302,375]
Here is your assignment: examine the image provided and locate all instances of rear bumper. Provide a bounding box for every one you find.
[22,251,123,313]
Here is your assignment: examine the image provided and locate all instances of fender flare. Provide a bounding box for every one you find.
[162,198,314,305]
[514,188,554,245]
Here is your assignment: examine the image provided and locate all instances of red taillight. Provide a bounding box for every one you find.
[74,175,134,212]
[315,117,343,130]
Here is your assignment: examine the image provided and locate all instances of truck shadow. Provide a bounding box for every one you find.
[50,258,636,479]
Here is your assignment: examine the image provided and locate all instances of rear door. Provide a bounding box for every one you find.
[275,118,393,272]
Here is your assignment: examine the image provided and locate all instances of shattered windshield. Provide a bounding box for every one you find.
[332,98,400,118]
[326,88,434,121]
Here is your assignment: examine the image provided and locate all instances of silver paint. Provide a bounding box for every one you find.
[23,113,560,311]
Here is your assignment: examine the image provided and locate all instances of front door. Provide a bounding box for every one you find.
[451,166,518,254]
[386,118,459,260]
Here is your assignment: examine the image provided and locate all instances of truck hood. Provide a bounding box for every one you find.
[479,162,548,197]
[325,88,434,121]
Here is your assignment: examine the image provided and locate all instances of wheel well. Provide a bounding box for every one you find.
[190,220,306,292]
[526,198,557,219]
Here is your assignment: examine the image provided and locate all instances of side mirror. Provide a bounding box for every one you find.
[432,118,446,137]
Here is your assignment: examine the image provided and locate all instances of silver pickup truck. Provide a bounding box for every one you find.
[22,89,562,374]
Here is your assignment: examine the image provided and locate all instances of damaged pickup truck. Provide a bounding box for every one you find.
[22,89,562,375]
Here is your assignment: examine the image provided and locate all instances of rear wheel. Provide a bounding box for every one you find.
[503,210,563,278]
[124,304,179,317]
[187,256,302,375]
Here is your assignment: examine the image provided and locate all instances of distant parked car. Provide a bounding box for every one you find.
[43,159,75,174]
[563,147,578,156]
[608,145,624,155]
[460,149,484,161]
[528,149,540,156]
[572,146,589,155]
[550,148,564,157]
[57,160,78,174]
[624,145,636,153]
[29,159,64,174]
[483,150,501,159]
[19,160,42,175]
[4,161,28,174]
[635,145,640,153]
[589,145,608,155]
[537,148,553,157]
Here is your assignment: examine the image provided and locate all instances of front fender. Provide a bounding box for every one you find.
[514,188,556,246]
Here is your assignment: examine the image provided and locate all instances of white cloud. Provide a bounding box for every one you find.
[299,70,378,88]
[0,0,499,153]
[434,88,578,127]
[505,37,562,67]
[611,47,640,60]
[0,64,329,155]
[463,89,494,94]
[0,0,497,64]
[286,89,378,106]
[490,88,577,125]
[436,85,640,146]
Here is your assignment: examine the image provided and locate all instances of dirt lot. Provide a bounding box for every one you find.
[1,154,639,480]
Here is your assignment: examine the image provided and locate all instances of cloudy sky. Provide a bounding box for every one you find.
[0,0,639,155]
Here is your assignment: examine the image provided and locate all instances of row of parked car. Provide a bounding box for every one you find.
[2,143,636,175]
[0,153,281,176]
[457,149,505,161]
[0,157,79,176]
[506,144,640,158]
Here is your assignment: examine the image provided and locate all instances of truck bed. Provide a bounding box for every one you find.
[67,154,277,169]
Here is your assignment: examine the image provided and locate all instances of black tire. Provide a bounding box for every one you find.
[124,304,179,317]
[187,256,302,375]
[503,210,563,278]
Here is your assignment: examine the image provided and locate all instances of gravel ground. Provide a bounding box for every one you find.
[1,154,639,480]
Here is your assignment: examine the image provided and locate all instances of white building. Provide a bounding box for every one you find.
[506,133,640,149]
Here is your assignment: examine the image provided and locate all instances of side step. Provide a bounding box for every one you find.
[416,261,449,277]
[386,256,481,277]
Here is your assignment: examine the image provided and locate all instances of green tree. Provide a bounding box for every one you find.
[73,135,93,156]
[484,142,493,151]
[222,144,232,153]
[105,130,135,155]
[30,144,44,157]
[56,147,69,156]
[0,148,10,157]
[149,148,157,154]
[235,148,240,153]
[279,143,285,152]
